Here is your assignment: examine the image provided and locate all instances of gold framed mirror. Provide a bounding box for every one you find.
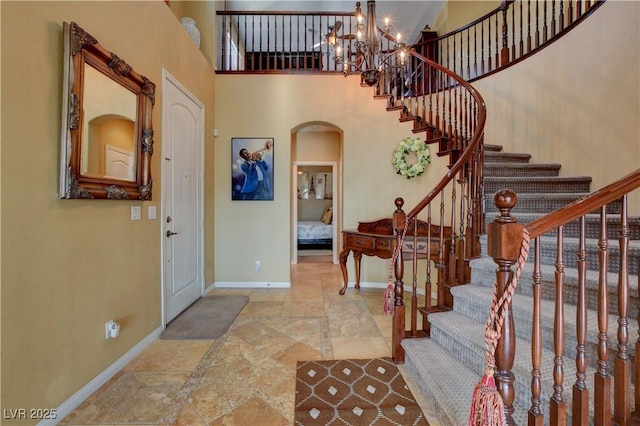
[59,21,155,199]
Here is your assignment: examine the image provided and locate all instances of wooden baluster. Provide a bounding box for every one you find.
[551,0,557,37]
[550,226,567,424]
[481,21,486,75]
[559,0,566,32]
[573,216,589,425]
[529,237,544,425]
[466,29,471,80]
[411,218,418,337]
[594,205,611,425]
[487,189,523,424]
[527,0,532,53]
[518,0,523,58]
[448,182,457,286]
[543,0,548,44]
[392,198,406,363]
[535,1,541,48]
[495,11,500,68]
[424,204,432,332]
[614,195,631,425]
[438,191,446,310]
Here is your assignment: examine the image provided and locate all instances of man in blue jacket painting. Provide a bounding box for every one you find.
[239,147,271,200]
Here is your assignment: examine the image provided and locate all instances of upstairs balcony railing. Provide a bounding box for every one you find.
[216,1,604,78]
[421,0,605,82]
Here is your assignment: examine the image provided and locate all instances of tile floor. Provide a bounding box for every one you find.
[60,262,440,425]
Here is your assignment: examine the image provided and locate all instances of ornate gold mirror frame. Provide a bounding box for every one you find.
[59,21,155,200]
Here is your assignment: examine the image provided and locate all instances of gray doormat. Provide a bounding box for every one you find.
[160,295,249,340]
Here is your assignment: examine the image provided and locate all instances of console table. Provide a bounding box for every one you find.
[338,218,451,295]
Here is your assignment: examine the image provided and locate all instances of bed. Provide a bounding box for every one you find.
[297,207,333,250]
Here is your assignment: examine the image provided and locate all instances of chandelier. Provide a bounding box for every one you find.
[329,1,407,86]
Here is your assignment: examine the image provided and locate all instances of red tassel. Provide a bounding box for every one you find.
[383,281,395,316]
[468,369,506,426]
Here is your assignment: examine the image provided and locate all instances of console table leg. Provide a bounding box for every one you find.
[354,251,362,290]
[338,249,350,295]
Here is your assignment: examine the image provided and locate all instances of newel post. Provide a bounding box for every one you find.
[392,197,407,363]
[487,189,523,424]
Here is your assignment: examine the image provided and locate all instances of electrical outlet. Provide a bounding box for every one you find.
[105,320,115,339]
[255,260,261,271]
[105,320,120,339]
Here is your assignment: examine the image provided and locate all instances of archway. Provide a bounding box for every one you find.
[291,122,343,264]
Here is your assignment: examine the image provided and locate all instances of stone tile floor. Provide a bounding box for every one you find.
[60,262,440,425]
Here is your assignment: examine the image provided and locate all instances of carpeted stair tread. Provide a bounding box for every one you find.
[402,338,529,426]
[513,213,640,240]
[484,176,592,194]
[449,283,638,359]
[425,312,565,420]
[484,193,623,214]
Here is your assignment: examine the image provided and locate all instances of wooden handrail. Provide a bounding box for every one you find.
[525,169,640,238]
[405,50,486,221]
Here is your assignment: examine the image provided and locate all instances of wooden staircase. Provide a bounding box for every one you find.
[401,144,640,425]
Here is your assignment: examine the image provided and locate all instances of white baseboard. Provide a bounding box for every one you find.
[40,327,162,426]
[214,281,290,289]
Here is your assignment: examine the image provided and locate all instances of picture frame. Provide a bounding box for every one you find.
[231,137,274,201]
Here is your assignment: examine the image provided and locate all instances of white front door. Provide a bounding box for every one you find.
[162,70,204,323]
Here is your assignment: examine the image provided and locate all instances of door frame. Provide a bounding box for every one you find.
[292,161,338,264]
[160,69,205,326]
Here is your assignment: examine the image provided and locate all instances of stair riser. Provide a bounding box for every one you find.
[449,288,635,364]
[485,196,623,215]
[429,318,555,412]
[471,262,640,320]
[508,215,640,241]
[403,342,530,426]
[485,152,531,163]
[536,241,640,275]
[485,165,561,177]
[484,178,592,194]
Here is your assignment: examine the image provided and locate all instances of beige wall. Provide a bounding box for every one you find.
[1,0,638,419]
[1,0,215,418]
[473,0,640,210]
[214,73,450,285]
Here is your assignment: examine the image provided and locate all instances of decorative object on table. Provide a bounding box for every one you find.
[181,17,200,48]
[231,138,274,201]
[391,137,431,179]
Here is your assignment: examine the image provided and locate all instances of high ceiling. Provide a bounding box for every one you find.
[223,1,445,45]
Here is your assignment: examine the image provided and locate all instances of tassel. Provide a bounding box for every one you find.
[468,229,530,426]
[383,278,395,315]
[468,368,506,426]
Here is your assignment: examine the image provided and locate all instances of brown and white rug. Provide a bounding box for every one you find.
[294,358,429,425]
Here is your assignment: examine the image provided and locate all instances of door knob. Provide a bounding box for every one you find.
[166,230,179,237]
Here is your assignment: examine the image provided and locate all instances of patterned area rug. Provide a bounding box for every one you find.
[294,358,429,425]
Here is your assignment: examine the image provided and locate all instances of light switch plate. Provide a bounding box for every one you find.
[148,206,157,220]
[131,206,141,221]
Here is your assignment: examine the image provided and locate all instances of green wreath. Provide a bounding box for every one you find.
[391,137,431,179]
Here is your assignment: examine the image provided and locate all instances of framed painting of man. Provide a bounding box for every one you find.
[231,138,274,201]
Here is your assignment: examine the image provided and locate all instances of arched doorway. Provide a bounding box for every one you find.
[291,122,342,264]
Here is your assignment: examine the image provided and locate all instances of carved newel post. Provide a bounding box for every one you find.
[487,189,523,425]
[392,197,407,363]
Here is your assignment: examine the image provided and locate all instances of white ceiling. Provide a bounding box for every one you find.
[223,1,445,45]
